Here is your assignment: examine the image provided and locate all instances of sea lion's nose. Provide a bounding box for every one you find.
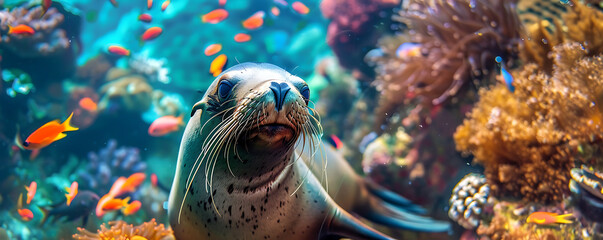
[269,82,291,111]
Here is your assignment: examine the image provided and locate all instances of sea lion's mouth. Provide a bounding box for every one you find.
[246,123,295,144]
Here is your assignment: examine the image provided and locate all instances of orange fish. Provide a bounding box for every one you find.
[122,200,142,216]
[219,0,226,6]
[142,27,163,41]
[147,0,153,9]
[234,33,251,42]
[526,212,573,225]
[18,208,34,221]
[96,194,114,217]
[271,6,280,16]
[201,9,228,24]
[161,0,170,11]
[41,0,52,17]
[138,13,152,23]
[65,181,78,206]
[25,181,37,204]
[122,173,146,194]
[8,25,35,35]
[148,115,184,136]
[20,112,78,150]
[242,11,264,30]
[204,43,222,56]
[102,197,130,211]
[151,173,158,187]
[108,177,127,197]
[108,45,130,56]
[291,1,309,15]
[210,54,228,77]
[109,0,118,7]
[79,97,98,112]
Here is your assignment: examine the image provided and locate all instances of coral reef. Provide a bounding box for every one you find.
[454,43,603,203]
[372,0,522,129]
[320,0,400,80]
[73,219,175,240]
[138,183,168,222]
[142,90,186,124]
[66,86,100,129]
[128,54,171,84]
[77,139,146,193]
[99,69,153,113]
[75,54,117,88]
[448,173,492,229]
[564,0,603,55]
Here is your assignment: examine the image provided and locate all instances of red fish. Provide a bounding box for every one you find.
[291,1,309,15]
[242,11,264,30]
[108,45,130,56]
[148,0,153,9]
[18,208,34,221]
[142,27,163,41]
[65,181,78,206]
[210,54,228,77]
[149,115,184,136]
[138,13,152,23]
[25,181,37,204]
[204,43,222,56]
[122,173,146,194]
[526,212,573,225]
[20,112,78,150]
[8,25,35,35]
[41,0,52,17]
[109,0,118,7]
[161,0,170,11]
[201,9,228,24]
[271,6,280,16]
[122,200,142,215]
[79,97,98,112]
[151,173,158,187]
[327,134,343,149]
[234,33,251,42]
[219,0,226,6]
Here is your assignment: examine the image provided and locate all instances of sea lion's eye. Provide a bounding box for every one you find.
[218,80,233,99]
[300,86,310,104]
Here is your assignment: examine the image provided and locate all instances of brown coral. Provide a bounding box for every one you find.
[564,0,603,55]
[73,219,174,240]
[454,42,603,203]
[372,0,522,128]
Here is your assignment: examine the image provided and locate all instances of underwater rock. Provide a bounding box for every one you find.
[320,0,400,80]
[371,0,522,129]
[98,70,153,113]
[73,218,174,240]
[448,173,492,229]
[454,42,603,203]
[77,139,146,193]
[75,54,117,88]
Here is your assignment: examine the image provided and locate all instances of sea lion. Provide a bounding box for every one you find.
[168,62,448,239]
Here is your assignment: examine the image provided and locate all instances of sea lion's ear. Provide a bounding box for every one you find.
[191,101,207,117]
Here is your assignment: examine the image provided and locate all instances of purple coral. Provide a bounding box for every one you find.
[78,139,146,193]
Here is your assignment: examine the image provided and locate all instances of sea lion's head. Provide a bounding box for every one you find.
[191,63,321,171]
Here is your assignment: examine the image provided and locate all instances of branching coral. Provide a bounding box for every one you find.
[372,0,522,128]
[564,0,603,55]
[454,43,603,203]
[73,219,175,240]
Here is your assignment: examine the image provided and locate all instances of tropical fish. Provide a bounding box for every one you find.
[161,0,170,11]
[138,13,152,23]
[95,194,114,217]
[234,33,251,42]
[122,200,142,216]
[204,44,222,56]
[79,97,98,112]
[219,0,226,6]
[396,42,421,58]
[149,115,184,136]
[291,1,309,15]
[242,11,265,30]
[101,197,130,211]
[210,54,228,77]
[526,212,573,225]
[142,27,163,41]
[25,181,37,204]
[20,112,78,150]
[121,173,146,194]
[495,56,515,93]
[147,0,153,9]
[327,134,343,149]
[271,6,280,17]
[108,45,130,56]
[109,0,118,7]
[151,173,158,187]
[41,191,99,227]
[18,208,34,221]
[201,9,229,24]
[8,25,35,35]
[41,0,52,17]
[65,181,78,206]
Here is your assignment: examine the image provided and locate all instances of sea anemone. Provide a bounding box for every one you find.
[72,219,174,240]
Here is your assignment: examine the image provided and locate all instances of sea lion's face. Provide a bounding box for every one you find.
[192,63,318,161]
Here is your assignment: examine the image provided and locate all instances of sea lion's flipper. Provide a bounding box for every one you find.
[358,195,451,232]
[365,179,426,214]
[324,208,394,240]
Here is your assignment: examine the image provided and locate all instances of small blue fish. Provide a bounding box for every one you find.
[495,56,515,93]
